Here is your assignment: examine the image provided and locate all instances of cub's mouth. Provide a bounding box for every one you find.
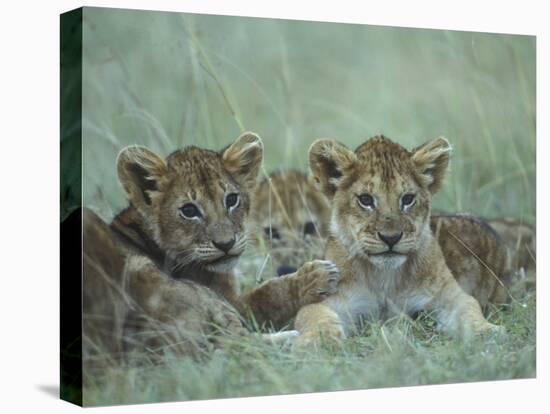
[204,253,242,272]
[367,250,408,269]
[369,251,406,257]
[208,253,241,265]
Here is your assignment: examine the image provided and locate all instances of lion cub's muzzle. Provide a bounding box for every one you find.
[198,233,247,271]
[211,234,246,258]
[212,238,236,254]
[363,231,416,267]
[378,232,403,250]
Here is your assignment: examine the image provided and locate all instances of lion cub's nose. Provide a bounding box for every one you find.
[212,238,236,254]
[378,232,403,249]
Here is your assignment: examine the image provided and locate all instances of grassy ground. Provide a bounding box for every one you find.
[83,289,535,406]
[76,7,536,406]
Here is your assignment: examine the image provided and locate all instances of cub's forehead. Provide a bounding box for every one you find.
[164,147,237,193]
[352,137,418,191]
[166,146,221,170]
[355,136,412,167]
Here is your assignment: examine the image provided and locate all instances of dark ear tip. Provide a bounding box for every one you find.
[309,138,334,155]
[116,145,133,162]
[116,145,154,164]
[116,146,136,173]
[437,136,452,150]
[428,136,452,154]
[116,145,166,185]
[236,131,263,147]
[412,137,452,160]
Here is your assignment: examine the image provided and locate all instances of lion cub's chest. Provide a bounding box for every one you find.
[325,266,429,332]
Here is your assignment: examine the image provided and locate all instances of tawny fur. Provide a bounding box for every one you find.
[249,170,330,274]
[485,217,535,273]
[82,132,340,363]
[431,214,512,307]
[250,171,513,308]
[294,135,506,348]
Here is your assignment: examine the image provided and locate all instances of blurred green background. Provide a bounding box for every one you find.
[81,7,535,224]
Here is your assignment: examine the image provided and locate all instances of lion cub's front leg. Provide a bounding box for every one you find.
[428,268,504,339]
[240,260,340,329]
[293,302,345,349]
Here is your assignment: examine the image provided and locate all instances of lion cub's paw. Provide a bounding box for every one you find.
[295,260,341,303]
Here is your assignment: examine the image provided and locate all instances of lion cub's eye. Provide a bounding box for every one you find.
[263,227,281,240]
[401,193,416,210]
[180,203,201,219]
[304,221,317,236]
[225,193,240,211]
[357,193,375,209]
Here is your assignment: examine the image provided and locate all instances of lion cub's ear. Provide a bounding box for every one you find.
[117,146,167,212]
[222,132,264,190]
[411,137,452,193]
[309,139,357,197]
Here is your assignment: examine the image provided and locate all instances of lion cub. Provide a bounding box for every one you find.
[83,132,340,360]
[251,170,512,309]
[486,217,535,273]
[250,170,331,276]
[294,135,504,346]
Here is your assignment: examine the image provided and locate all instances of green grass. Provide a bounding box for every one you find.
[83,291,535,406]
[76,7,536,406]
